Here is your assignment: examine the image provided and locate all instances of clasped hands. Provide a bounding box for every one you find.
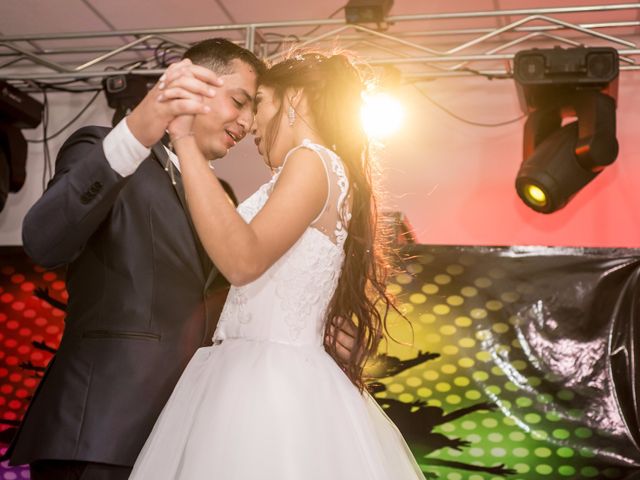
[126,58,222,148]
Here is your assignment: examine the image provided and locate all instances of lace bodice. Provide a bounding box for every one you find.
[213,140,351,346]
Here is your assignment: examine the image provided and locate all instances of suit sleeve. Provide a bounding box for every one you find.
[22,126,134,268]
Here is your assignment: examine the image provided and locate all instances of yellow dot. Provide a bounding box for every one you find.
[435,382,451,392]
[440,325,457,336]
[429,399,442,407]
[512,360,527,371]
[501,292,520,303]
[454,376,470,387]
[399,303,414,315]
[419,313,436,324]
[459,357,475,368]
[388,383,405,393]
[421,283,439,294]
[409,293,427,304]
[454,316,472,327]
[465,390,482,400]
[446,264,464,275]
[459,338,476,348]
[417,387,432,398]
[476,351,492,363]
[447,295,464,306]
[398,393,415,403]
[406,376,422,387]
[386,283,402,295]
[475,277,493,288]
[442,345,459,355]
[441,364,457,374]
[489,268,506,279]
[470,308,487,320]
[475,329,492,341]
[406,263,424,274]
[461,286,478,297]
[423,370,439,381]
[426,334,441,344]
[491,366,506,376]
[508,315,522,326]
[492,323,510,334]
[446,395,462,405]
[433,304,450,315]
[418,254,434,264]
[396,273,413,285]
[434,274,452,285]
[486,300,503,311]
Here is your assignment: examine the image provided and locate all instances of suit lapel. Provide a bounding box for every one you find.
[151,143,215,279]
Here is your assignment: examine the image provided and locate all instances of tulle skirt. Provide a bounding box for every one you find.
[129,338,425,479]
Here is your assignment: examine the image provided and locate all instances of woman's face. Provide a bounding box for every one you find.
[252,85,291,169]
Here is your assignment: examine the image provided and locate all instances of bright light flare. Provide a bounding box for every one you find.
[360,92,405,140]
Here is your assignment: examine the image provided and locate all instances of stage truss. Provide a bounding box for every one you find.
[1,3,639,90]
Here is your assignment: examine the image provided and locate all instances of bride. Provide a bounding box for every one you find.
[129,52,425,479]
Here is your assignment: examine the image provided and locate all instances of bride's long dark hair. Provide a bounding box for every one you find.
[260,52,394,391]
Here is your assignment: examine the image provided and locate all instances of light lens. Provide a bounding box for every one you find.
[360,92,404,140]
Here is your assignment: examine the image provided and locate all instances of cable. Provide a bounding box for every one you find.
[301,6,345,37]
[27,90,101,144]
[412,84,526,127]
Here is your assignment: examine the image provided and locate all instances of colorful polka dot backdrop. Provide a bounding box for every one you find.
[2,245,640,479]
[1,248,65,478]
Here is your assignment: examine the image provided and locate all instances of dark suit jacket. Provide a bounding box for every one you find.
[8,126,226,466]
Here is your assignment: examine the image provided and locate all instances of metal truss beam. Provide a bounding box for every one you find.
[1,3,639,88]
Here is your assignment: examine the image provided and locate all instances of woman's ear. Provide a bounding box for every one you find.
[287,88,304,110]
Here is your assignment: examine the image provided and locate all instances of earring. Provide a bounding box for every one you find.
[287,106,296,126]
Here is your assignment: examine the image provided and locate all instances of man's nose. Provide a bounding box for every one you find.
[238,109,253,132]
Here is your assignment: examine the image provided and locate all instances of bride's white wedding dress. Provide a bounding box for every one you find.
[129,140,425,479]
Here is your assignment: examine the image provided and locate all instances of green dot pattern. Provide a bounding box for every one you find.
[372,247,640,479]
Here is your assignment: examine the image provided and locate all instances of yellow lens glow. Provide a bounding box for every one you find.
[360,92,405,140]
[524,184,548,207]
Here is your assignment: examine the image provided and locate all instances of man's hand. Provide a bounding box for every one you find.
[325,317,357,364]
[126,59,223,147]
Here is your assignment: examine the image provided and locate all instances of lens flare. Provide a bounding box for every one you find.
[360,92,404,140]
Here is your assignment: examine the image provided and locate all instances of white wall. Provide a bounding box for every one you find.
[2,70,639,248]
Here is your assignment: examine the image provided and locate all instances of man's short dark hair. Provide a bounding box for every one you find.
[183,38,266,78]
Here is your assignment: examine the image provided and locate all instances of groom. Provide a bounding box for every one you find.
[6,38,265,479]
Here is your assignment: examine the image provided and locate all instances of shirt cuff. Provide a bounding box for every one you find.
[102,117,151,177]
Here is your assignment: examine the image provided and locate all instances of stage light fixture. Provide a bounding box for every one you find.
[0,80,44,213]
[345,0,393,25]
[513,46,619,214]
[103,74,159,127]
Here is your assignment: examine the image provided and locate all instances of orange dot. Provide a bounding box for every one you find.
[9,373,21,383]
[16,389,29,399]
[0,368,8,377]
[1,266,15,275]
[21,282,36,293]
[0,397,5,406]
[52,310,65,317]
[61,291,69,300]
[24,378,37,388]
[4,339,17,349]
[43,272,57,281]
[1,293,14,303]
[33,265,45,272]
[1,384,14,394]
[31,352,44,362]
[9,400,22,410]
[11,302,26,311]
[19,328,32,337]
[10,274,25,284]
[6,321,18,330]
[0,313,6,322]
[35,317,47,327]
[51,281,65,291]
[46,325,60,335]
[18,345,30,355]
[4,411,18,420]
[5,356,18,366]
[23,309,36,318]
